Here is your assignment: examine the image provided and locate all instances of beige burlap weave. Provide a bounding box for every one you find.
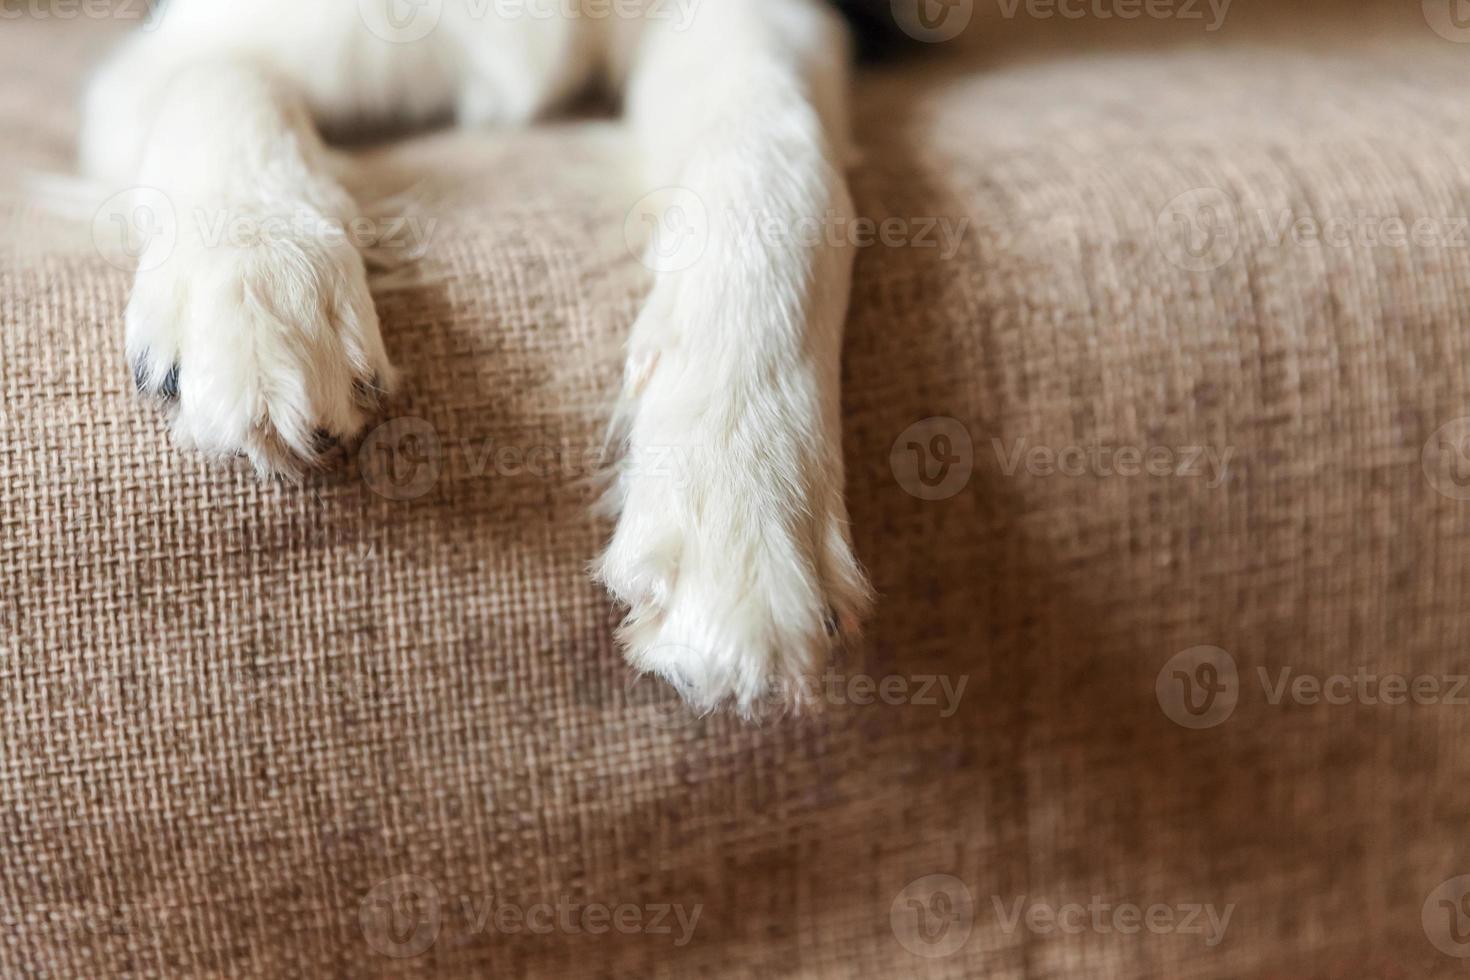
[4,4,1470,976]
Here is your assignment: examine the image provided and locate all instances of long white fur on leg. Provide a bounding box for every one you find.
[83,44,396,474]
[600,0,872,716]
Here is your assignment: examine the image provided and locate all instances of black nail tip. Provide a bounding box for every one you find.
[159,363,180,400]
[353,373,384,406]
[312,429,340,454]
[131,351,179,401]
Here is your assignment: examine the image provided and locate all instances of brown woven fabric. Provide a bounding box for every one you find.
[5,5,1470,977]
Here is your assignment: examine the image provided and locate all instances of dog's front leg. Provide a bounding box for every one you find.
[600,0,872,715]
[82,31,397,474]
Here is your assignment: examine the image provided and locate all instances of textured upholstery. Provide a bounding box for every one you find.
[4,4,1470,976]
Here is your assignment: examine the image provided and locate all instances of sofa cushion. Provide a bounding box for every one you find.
[3,5,1469,976]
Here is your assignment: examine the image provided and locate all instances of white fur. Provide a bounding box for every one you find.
[82,0,871,713]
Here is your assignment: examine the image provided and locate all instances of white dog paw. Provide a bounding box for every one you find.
[597,413,872,718]
[125,202,395,474]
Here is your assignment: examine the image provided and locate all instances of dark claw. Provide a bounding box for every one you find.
[353,373,384,409]
[132,350,180,401]
[159,363,180,400]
